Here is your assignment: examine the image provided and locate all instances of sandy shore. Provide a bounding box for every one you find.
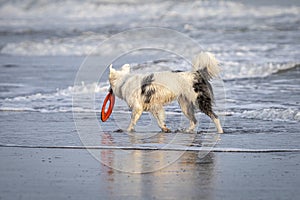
[1,146,299,200]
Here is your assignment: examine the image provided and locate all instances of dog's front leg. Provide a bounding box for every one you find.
[150,106,171,133]
[127,108,143,132]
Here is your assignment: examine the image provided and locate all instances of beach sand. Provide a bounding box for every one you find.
[0,146,299,200]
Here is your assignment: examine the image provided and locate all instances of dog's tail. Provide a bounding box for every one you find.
[192,52,220,79]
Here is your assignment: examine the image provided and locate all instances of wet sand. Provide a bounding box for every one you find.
[1,146,299,200]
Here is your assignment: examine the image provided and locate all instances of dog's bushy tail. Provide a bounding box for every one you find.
[192,52,220,79]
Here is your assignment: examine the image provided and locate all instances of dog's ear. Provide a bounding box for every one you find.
[109,64,117,80]
[121,64,130,74]
[109,64,115,73]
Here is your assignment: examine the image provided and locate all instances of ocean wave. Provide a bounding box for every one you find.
[0,82,109,113]
[2,15,299,74]
[132,59,299,80]
[1,0,299,38]
[241,108,300,122]
[2,84,299,124]
[1,36,298,83]
[0,34,107,56]
[3,82,108,102]
[1,0,299,85]
[1,32,298,80]
[0,106,98,113]
[1,0,298,20]
[221,62,299,79]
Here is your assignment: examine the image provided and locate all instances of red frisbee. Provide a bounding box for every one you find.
[101,92,115,122]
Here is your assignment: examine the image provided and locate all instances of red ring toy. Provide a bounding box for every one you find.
[101,91,115,122]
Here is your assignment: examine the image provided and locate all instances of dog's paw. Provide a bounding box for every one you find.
[127,128,135,133]
[162,127,171,133]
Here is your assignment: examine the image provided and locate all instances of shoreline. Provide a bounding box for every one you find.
[1,143,300,153]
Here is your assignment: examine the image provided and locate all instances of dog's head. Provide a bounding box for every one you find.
[109,64,130,89]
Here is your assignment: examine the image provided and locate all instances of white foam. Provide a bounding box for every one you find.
[1,1,298,21]
[0,107,36,112]
[0,82,109,113]
[221,62,298,79]
[0,1,169,20]
[241,108,300,122]
[1,34,106,56]
[1,0,299,57]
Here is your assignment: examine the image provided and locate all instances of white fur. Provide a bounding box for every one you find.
[109,52,223,133]
[192,52,220,77]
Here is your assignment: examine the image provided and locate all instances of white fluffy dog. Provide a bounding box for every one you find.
[109,52,223,133]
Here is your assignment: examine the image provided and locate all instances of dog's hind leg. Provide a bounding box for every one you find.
[195,95,223,133]
[127,108,143,132]
[150,105,171,133]
[208,111,223,134]
[178,95,197,132]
